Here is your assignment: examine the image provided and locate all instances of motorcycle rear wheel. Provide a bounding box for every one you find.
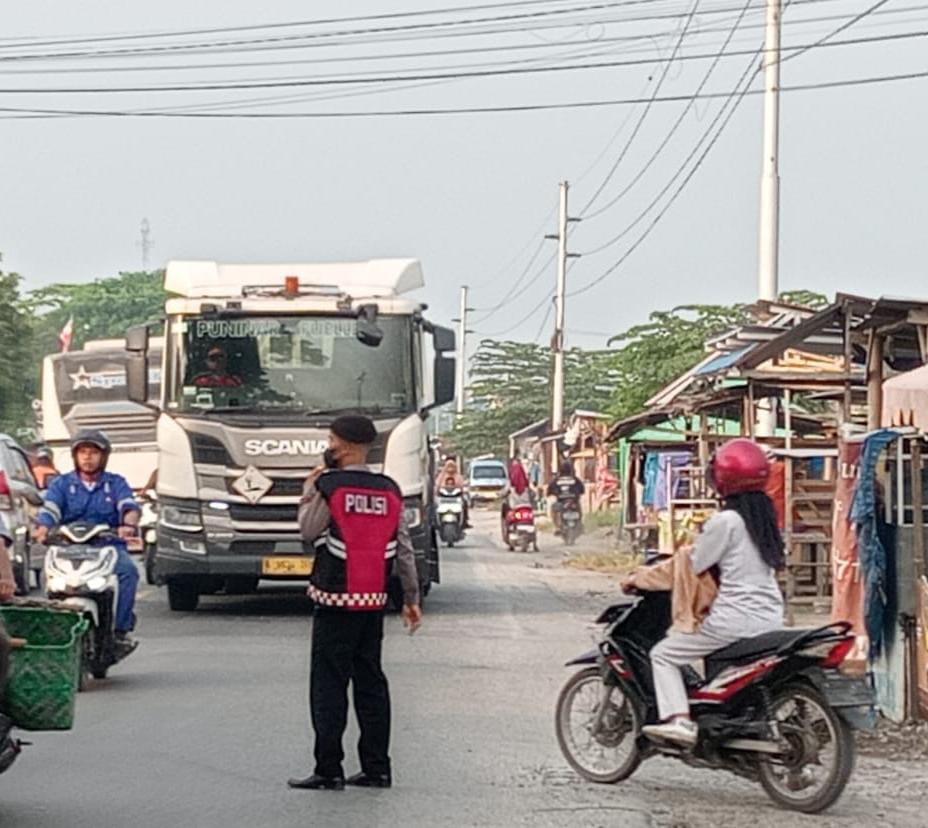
[555,666,641,783]
[758,683,855,814]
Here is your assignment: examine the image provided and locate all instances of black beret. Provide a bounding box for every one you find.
[330,414,378,446]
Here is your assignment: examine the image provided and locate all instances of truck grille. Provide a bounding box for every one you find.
[228,503,299,523]
[191,434,231,466]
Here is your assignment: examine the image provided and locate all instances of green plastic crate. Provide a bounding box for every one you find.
[0,606,88,731]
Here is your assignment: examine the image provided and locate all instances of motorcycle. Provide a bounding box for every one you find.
[44,522,135,684]
[503,502,538,553]
[556,497,583,546]
[555,591,874,814]
[435,487,466,547]
[138,491,159,585]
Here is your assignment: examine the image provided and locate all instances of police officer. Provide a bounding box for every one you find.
[289,415,422,792]
[32,430,141,655]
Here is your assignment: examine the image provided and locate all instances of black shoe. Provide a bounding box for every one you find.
[287,774,345,791]
[346,771,392,788]
[113,633,138,660]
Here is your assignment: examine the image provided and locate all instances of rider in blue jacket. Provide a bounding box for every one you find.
[33,430,141,654]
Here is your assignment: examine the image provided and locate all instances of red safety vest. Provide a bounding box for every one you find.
[308,469,403,611]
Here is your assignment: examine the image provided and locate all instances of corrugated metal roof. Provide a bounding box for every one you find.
[695,345,753,376]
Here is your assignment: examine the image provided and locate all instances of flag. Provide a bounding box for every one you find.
[58,317,74,353]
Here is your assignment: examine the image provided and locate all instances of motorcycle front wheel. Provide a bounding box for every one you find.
[758,683,855,814]
[555,666,641,783]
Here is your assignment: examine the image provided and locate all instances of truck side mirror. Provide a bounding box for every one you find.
[126,352,149,404]
[126,324,150,404]
[126,324,149,353]
[432,325,455,354]
[433,354,455,407]
[356,304,383,348]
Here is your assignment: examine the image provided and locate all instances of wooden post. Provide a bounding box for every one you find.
[912,440,925,580]
[746,382,756,438]
[867,331,884,431]
[784,388,792,450]
[843,304,853,422]
[785,453,795,626]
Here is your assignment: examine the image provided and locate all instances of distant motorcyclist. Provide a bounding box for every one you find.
[626,439,785,747]
[435,458,470,528]
[547,461,585,533]
[28,444,58,489]
[32,430,141,657]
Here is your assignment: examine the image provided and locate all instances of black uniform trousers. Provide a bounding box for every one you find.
[310,607,391,779]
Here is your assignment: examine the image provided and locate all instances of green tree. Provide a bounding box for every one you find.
[778,289,828,310]
[29,270,166,353]
[0,266,37,434]
[604,304,747,420]
[449,340,617,458]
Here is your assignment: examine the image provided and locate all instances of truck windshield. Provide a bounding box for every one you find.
[165,315,415,417]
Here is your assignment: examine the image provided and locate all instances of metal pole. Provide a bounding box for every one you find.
[758,0,781,302]
[455,285,468,415]
[551,181,569,433]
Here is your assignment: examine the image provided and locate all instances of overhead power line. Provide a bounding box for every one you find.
[0,1,736,63]
[578,0,701,215]
[4,64,927,119]
[568,0,893,297]
[2,23,925,94]
[579,0,893,253]
[581,0,753,219]
[0,0,676,50]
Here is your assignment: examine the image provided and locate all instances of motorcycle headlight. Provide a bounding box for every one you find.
[87,575,108,592]
[48,575,68,594]
[160,505,203,533]
[403,499,423,529]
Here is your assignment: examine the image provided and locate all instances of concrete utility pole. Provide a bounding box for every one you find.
[138,218,154,270]
[757,0,781,302]
[454,285,471,415]
[551,181,569,433]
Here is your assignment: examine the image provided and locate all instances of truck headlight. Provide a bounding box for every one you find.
[160,505,203,533]
[403,499,423,529]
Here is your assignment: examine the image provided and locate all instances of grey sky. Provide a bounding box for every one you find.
[1,0,925,350]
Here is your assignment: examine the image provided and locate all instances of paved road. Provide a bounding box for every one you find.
[3,513,925,827]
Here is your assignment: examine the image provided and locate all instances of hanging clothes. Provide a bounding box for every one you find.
[850,429,899,658]
[642,452,661,507]
[654,451,692,511]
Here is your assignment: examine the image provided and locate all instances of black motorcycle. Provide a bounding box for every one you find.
[555,591,874,814]
[557,497,583,546]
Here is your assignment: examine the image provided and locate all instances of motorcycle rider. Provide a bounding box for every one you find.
[29,444,59,489]
[32,430,141,656]
[628,439,785,747]
[547,461,585,534]
[435,458,470,528]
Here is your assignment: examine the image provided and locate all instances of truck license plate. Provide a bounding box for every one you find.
[262,556,313,576]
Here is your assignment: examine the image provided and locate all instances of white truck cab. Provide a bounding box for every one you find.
[126,259,455,611]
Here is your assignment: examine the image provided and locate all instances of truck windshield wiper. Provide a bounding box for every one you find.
[304,405,407,418]
[198,405,261,415]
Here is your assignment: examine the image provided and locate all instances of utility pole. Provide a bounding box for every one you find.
[757,0,781,302]
[137,218,154,270]
[755,0,782,437]
[551,182,569,433]
[545,181,581,436]
[453,285,472,415]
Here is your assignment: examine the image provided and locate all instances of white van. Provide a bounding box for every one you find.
[467,458,509,504]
